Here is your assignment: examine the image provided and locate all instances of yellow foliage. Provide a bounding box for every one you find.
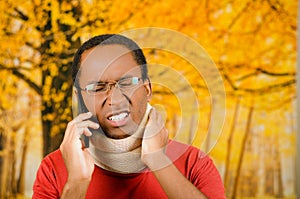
[0,0,297,197]
[50,125,60,137]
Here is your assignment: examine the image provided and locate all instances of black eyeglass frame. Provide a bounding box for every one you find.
[76,76,144,95]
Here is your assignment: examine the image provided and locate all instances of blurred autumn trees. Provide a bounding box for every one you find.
[0,0,297,198]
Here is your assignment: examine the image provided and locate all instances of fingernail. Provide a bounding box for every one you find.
[87,112,92,116]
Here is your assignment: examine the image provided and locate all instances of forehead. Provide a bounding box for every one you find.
[79,44,140,82]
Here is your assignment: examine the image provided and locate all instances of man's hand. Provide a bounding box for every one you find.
[60,112,99,198]
[141,108,170,170]
[141,108,207,199]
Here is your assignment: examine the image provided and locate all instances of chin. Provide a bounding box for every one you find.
[105,131,131,139]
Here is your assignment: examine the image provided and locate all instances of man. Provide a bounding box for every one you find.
[33,34,226,199]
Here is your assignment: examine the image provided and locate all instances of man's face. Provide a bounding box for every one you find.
[78,44,151,139]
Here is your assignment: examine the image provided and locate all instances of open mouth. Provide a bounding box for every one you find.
[108,112,129,122]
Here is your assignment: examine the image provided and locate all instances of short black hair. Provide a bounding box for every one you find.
[72,34,148,86]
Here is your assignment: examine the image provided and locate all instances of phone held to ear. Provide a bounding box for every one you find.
[82,133,90,148]
[81,115,98,148]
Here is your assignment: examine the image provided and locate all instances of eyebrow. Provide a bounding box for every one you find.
[86,75,135,85]
[119,75,134,80]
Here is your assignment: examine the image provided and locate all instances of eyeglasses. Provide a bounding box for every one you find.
[79,77,143,95]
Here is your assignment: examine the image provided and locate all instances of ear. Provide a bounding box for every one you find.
[73,86,90,114]
[144,79,152,101]
[73,86,78,97]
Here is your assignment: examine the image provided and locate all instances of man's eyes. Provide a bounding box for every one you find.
[118,79,132,86]
[87,83,106,91]
[84,77,138,93]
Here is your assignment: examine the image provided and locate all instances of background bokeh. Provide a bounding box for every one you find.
[0,0,297,198]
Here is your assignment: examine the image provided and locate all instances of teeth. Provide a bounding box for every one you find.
[108,112,128,121]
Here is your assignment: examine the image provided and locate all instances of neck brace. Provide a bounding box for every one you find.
[88,104,152,174]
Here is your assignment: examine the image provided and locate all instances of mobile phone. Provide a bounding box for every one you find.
[77,91,95,148]
[82,133,90,148]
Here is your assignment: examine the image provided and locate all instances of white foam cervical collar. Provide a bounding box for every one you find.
[88,104,152,173]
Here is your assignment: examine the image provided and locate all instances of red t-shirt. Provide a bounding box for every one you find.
[33,140,226,199]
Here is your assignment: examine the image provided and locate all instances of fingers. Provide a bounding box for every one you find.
[62,112,99,147]
[73,112,93,123]
[68,112,99,133]
[77,120,99,130]
[144,108,167,139]
[142,107,169,154]
[141,108,170,169]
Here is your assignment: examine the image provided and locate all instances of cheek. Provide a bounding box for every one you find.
[82,96,102,114]
[128,84,150,101]
[131,89,148,112]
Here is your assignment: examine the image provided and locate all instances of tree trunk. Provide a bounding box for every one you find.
[265,155,275,195]
[10,129,18,198]
[1,127,18,199]
[204,98,215,152]
[224,97,240,197]
[257,127,266,196]
[275,136,283,197]
[232,104,254,199]
[0,127,7,199]
[1,129,12,199]
[188,100,198,144]
[39,1,82,156]
[17,119,31,194]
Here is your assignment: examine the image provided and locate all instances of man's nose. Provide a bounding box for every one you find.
[106,85,127,105]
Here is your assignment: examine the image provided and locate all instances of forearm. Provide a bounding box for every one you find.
[146,152,207,199]
[61,179,90,199]
[141,110,207,198]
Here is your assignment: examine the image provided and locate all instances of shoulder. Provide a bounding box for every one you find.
[40,149,67,179]
[166,140,226,198]
[166,140,207,163]
[33,149,67,198]
[43,149,64,164]
[48,150,64,164]
[166,140,219,175]
[38,149,66,173]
